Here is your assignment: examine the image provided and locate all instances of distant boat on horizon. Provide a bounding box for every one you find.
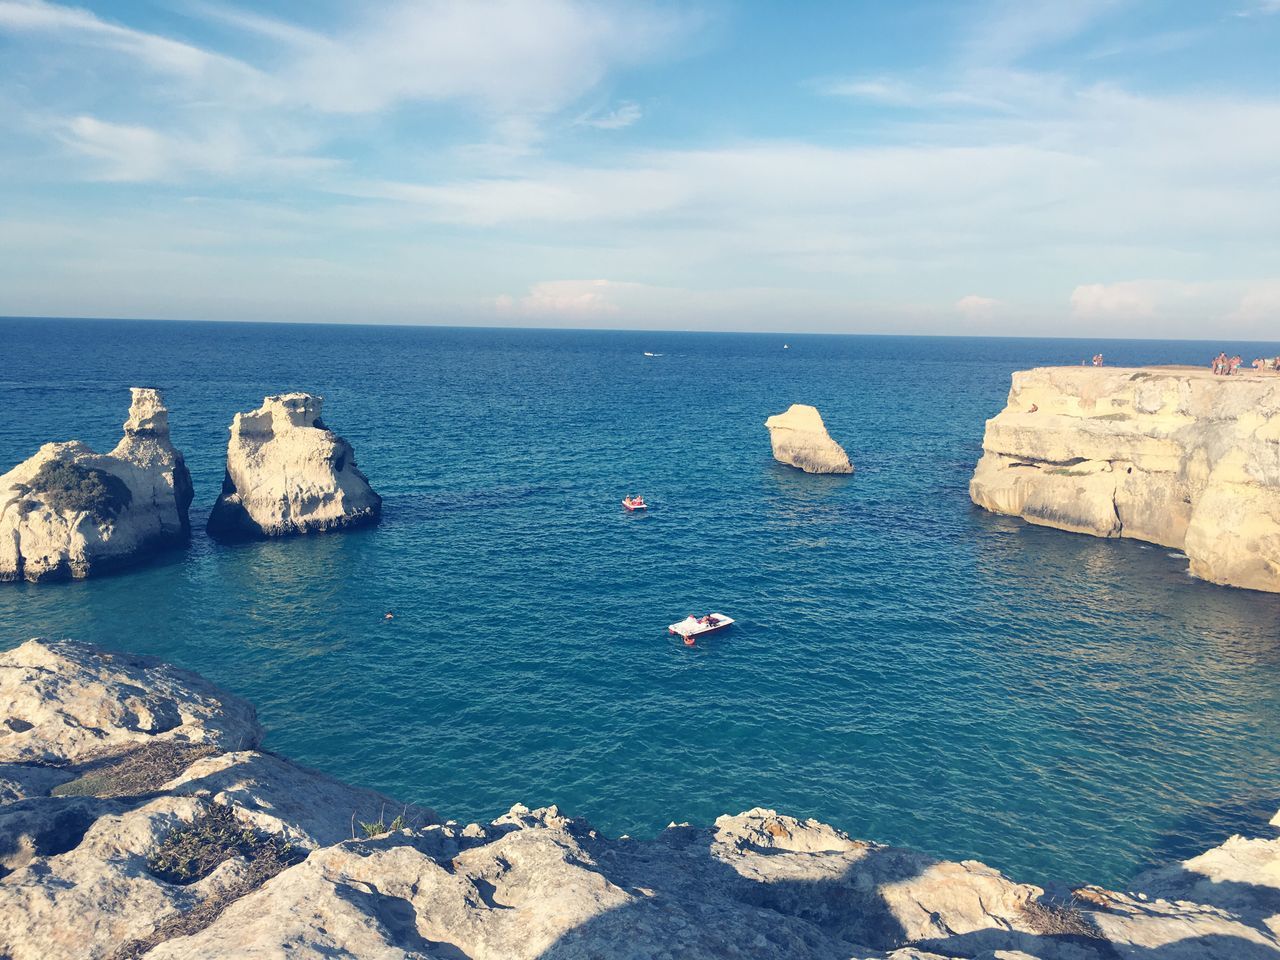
[644,352,663,357]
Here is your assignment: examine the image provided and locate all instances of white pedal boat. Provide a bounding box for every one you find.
[668,613,734,641]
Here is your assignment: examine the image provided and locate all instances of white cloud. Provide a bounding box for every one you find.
[1236,0,1280,16]
[0,0,262,82]
[1069,280,1206,319]
[956,294,1000,318]
[1229,280,1280,324]
[182,0,326,48]
[3,1,1280,335]
[963,0,1126,65]
[577,101,642,129]
[496,279,641,317]
[1070,281,1159,318]
[277,1,687,118]
[816,76,1005,111]
[0,0,696,177]
[55,115,334,182]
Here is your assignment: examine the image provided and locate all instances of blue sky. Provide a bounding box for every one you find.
[2,0,1279,335]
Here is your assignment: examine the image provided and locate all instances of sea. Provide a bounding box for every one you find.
[2,316,1279,889]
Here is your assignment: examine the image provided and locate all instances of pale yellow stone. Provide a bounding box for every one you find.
[0,388,192,582]
[764,404,853,474]
[970,366,1280,592]
[206,393,381,540]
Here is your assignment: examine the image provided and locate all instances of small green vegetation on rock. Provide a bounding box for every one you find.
[358,807,410,838]
[147,801,300,885]
[52,742,217,799]
[109,803,304,960]
[21,460,133,521]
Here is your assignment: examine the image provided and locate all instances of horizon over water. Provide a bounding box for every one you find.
[2,316,1280,889]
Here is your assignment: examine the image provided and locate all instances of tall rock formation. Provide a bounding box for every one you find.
[0,388,193,582]
[765,404,854,474]
[206,393,381,541]
[970,366,1280,592]
[3,637,1279,959]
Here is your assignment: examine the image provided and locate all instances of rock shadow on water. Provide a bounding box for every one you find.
[1144,789,1280,874]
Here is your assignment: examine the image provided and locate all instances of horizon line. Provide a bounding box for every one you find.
[2,313,1279,348]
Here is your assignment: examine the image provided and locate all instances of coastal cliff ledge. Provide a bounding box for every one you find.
[970,365,1280,592]
[3,639,1279,959]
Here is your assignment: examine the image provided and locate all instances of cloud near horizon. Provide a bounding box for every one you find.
[496,279,642,318]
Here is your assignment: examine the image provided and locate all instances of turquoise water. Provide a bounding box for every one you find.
[3,317,1280,889]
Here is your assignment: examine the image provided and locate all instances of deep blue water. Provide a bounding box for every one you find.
[2,317,1280,889]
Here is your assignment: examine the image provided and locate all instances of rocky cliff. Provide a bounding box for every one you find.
[206,393,381,541]
[970,366,1280,592]
[0,389,193,582]
[765,404,854,474]
[2,638,1277,959]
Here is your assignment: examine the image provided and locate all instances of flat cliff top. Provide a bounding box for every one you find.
[993,364,1280,418]
[1027,364,1280,382]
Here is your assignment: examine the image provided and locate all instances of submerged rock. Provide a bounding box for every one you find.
[765,403,854,474]
[206,393,381,541]
[3,638,1278,959]
[970,366,1280,592]
[0,388,193,582]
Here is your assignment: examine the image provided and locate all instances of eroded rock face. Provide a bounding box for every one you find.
[2,638,1279,960]
[765,404,854,474]
[0,639,260,767]
[970,366,1280,592]
[206,393,381,541]
[0,388,193,582]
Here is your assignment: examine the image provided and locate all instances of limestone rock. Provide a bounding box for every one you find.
[0,638,260,766]
[206,393,381,541]
[765,403,854,474]
[970,366,1280,592]
[0,639,430,960]
[3,638,1280,960]
[0,388,193,582]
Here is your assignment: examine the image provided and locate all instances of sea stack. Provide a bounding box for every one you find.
[970,366,1280,592]
[0,388,193,582]
[207,393,381,541]
[765,404,853,474]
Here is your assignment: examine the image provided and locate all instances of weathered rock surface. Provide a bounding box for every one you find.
[2,638,1278,959]
[0,388,193,582]
[971,366,1280,592]
[0,638,260,768]
[207,393,381,541]
[765,403,854,474]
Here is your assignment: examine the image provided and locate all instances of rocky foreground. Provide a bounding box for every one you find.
[970,366,1280,592]
[1,640,1278,959]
